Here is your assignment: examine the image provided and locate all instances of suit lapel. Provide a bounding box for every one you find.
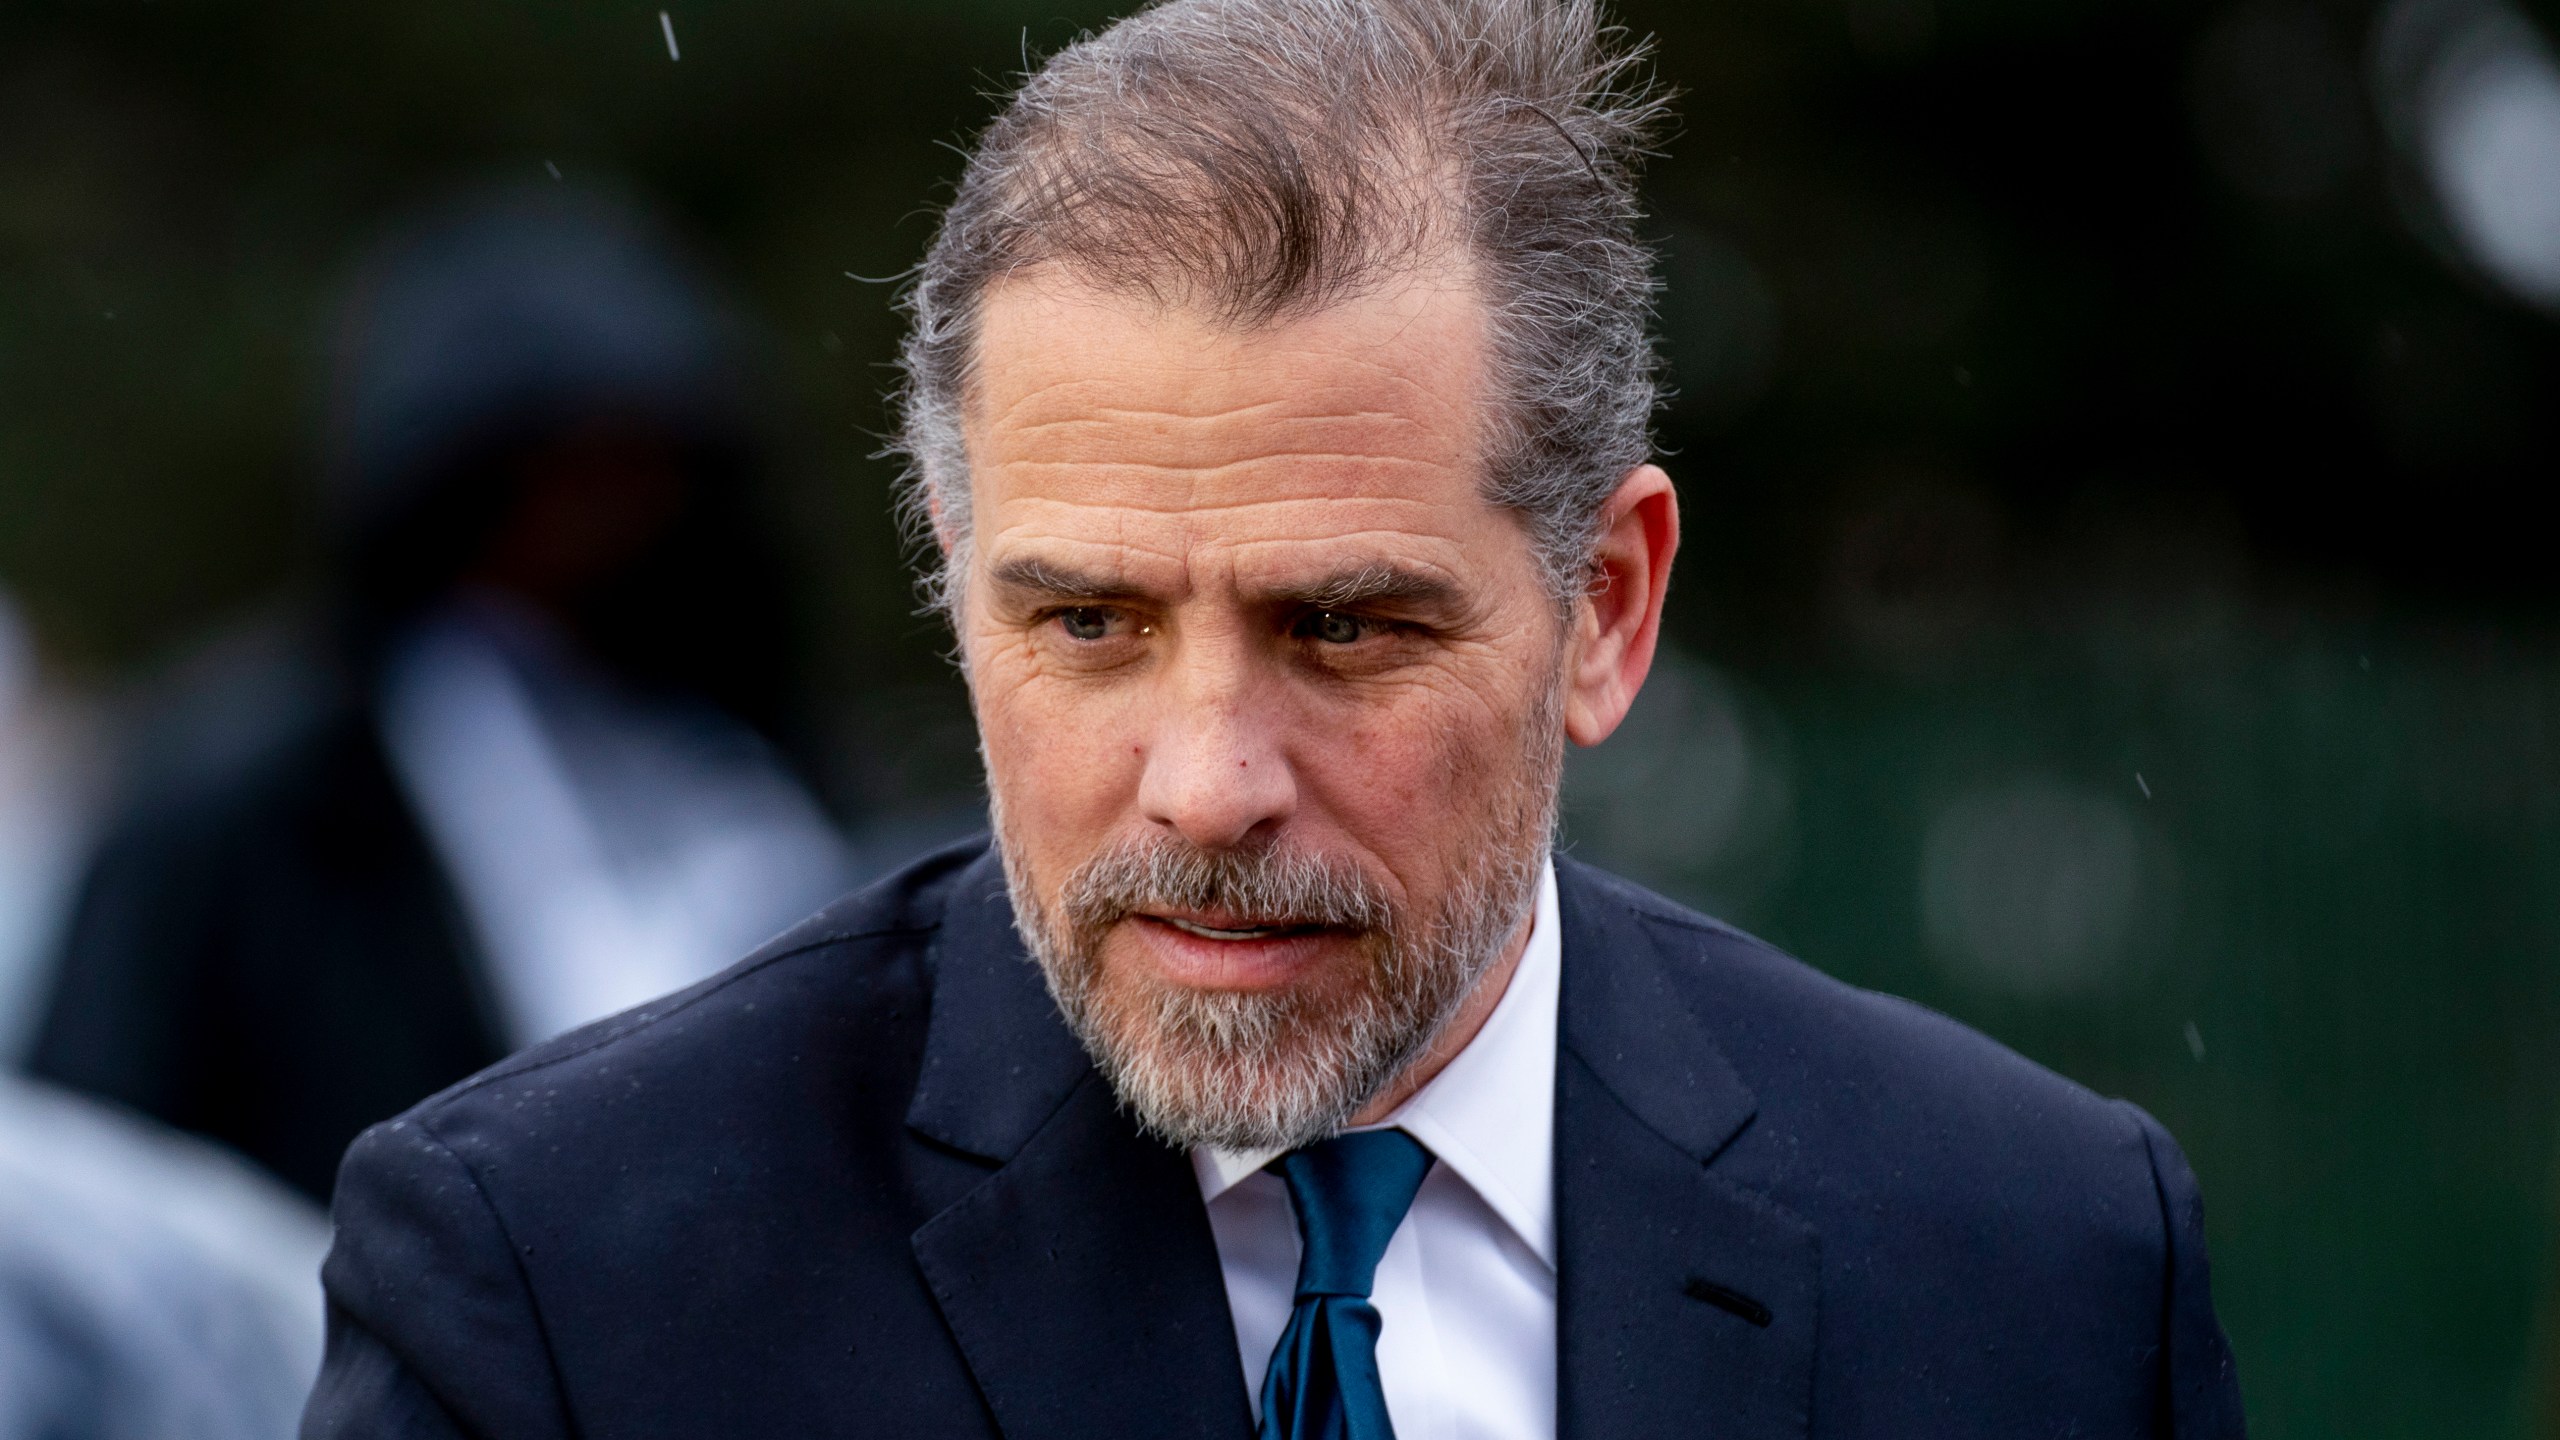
[906,854,1255,1440]
[901,851,1820,1440]
[1554,859,1820,1440]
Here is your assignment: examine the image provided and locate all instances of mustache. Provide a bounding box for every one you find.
[1058,835,1397,934]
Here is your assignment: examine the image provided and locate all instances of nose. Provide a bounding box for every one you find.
[1135,632,1297,851]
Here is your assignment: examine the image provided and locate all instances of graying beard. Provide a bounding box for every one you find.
[1116,859,1530,1151]
[996,784,1551,1153]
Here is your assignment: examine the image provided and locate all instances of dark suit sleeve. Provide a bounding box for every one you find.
[2120,1101,2247,1438]
[303,1118,572,1440]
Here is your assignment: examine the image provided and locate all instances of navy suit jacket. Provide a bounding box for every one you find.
[305,840,2245,1438]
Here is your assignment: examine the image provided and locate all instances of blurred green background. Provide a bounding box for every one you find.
[3,0,2556,1433]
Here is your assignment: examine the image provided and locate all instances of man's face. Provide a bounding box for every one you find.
[958,272,1567,1150]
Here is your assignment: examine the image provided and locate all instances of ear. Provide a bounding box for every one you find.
[1564,464,1679,748]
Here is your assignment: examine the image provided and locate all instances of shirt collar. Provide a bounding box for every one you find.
[1192,856,1562,1269]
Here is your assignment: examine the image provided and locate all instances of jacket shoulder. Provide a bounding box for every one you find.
[350,837,990,1166]
[1561,860,2241,1426]
[1559,857,2153,1184]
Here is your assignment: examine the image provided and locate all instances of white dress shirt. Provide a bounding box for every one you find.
[1193,858,1560,1440]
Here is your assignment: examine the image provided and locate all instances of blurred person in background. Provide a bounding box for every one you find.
[27,183,853,1201]
[1,1073,327,1440]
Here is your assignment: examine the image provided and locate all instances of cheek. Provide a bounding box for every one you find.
[1294,669,1536,870]
[972,657,1150,842]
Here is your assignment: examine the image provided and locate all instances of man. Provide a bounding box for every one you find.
[306,1,2246,1435]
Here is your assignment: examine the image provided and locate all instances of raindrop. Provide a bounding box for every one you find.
[660,10,681,62]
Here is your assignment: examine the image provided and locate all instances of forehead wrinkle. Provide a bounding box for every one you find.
[994,404,1450,443]
[984,490,1466,526]
[977,402,1469,488]
[982,374,1469,444]
[987,457,1463,487]
[972,294,1485,437]
[965,275,1498,578]
[1221,534,1471,581]
[995,398,1305,434]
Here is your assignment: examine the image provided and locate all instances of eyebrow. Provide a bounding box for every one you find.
[984,556,1141,603]
[1261,561,1464,614]
[982,554,1467,615]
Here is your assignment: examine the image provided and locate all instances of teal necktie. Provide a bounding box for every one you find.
[1256,1130,1435,1440]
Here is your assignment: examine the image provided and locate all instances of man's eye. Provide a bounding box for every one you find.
[1056,607,1117,641]
[1300,610,1373,645]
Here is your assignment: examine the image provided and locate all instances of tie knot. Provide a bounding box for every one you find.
[1272,1130,1434,1300]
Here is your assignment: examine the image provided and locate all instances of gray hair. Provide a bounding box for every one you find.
[891,0,1671,614]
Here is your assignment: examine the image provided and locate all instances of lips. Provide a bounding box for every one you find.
[1118,911,1356,991]
[1154,915,1298,942]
